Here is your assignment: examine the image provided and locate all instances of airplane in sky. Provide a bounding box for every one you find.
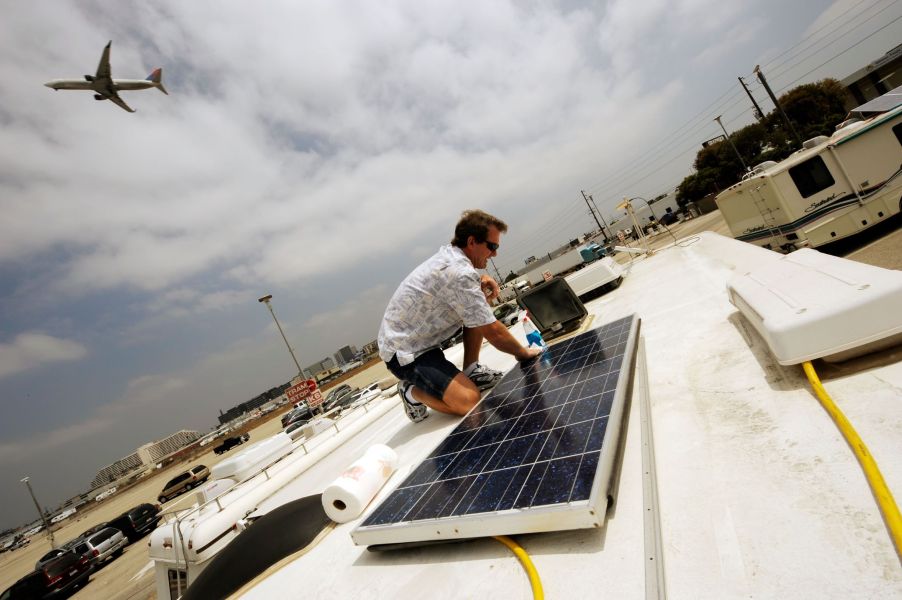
[44,41,168,113]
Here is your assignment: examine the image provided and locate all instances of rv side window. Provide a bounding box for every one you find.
[788,156,835,198]
[894,122,902,146]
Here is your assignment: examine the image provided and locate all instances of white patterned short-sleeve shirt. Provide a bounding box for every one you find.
[378,245,496,365]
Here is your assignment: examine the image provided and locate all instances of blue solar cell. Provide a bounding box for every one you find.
[533,455,582,505]
[570,451,600,501]
[432,476,471,517]
[356,314,638,541]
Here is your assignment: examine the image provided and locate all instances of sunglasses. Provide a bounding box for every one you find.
[483,240,499,252]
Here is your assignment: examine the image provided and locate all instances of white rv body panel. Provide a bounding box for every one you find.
[715,105,902,251]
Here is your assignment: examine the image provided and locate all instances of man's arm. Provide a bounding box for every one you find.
[471,320,543,361]
[479,274,500,303]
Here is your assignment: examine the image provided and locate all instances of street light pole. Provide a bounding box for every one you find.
[21,477,55,548]
[257,295,303,377]
[714,115,749,173]
[627,196,658,221]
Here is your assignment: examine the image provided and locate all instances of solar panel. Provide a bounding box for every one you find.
[850,84,902,118]
[352,314,640,546]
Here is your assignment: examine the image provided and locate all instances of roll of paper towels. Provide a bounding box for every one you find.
[322,444,399,523]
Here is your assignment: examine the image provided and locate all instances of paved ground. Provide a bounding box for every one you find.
[0,209,897,598]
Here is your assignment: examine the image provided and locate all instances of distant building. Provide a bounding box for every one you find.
[136,430,202,464]
[303,357,335,376]
[359,340,379,357]
[841,44,902,107]
[90,429,201,488]
[217,382,291,425]
[91,453,144,488]
[333,345,357,366]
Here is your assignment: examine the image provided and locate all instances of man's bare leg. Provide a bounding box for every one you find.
[408,373,480,416]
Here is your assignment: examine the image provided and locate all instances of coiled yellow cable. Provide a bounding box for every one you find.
[802,361,902,560]
[494,535,545,600]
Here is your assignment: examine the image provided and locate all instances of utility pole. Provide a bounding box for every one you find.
[753,65,803,146]
[580,190,604,237]
[587,194,612,242]
[258,295,303,377]
[21,477,55,549]
[738,76,765,121]
[714,115,749,172]
[489,258,504,284]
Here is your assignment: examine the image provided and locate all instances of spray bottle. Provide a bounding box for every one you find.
[522,310,546,350]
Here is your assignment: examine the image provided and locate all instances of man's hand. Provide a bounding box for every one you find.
[516,346,544,361]
[480,274,500,303]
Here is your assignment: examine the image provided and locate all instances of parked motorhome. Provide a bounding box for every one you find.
[715,103,902,251]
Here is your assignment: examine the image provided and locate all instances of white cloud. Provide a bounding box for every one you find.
[0,416,111,463]
[802,0,859,38]
[0,373,186,465]
[0,333,87,379]
[692,18,765,66]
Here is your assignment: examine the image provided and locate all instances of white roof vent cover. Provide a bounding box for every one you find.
[727,249,902,364]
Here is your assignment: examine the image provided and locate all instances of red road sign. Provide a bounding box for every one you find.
[286,382,311,402]
[308,389,324,408]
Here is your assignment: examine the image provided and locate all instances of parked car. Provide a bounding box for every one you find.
[158,465,210,503]
[323,385,351,405]
[284,419,307,439]
[78,521,109,540]
[323,385,358,412]
[493,302,522,327]
[283,408,312,430]
[8,537,30,551]
[347,383,382,410]
[34,548,70,571]
[213,433,250,455]
[73,527,127,569]
[108,503,161,542]
[281,402,310,428]
[1,551,91,599]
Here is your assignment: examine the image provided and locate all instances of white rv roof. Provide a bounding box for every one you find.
[231,232,900,599]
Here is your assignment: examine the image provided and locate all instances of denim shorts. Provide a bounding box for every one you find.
[385,348,460,400]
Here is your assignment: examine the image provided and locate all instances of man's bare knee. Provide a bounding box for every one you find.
[442,375,481,415]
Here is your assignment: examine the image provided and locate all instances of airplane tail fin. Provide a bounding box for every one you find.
[146,67,169,95]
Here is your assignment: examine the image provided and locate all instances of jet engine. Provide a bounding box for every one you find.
[94,94,104,100]
[84,75,95,82]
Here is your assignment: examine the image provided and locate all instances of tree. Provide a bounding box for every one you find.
[773,78,849,141]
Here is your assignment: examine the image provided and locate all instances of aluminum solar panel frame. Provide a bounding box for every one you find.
[352,314,640,547]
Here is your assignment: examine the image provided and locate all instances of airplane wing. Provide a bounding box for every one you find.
[95,41,113,82]
[107,91,135,113]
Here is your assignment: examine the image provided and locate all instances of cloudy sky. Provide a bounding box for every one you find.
[1,0,899,531]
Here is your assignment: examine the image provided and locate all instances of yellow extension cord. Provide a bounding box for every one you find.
[801,361,902,560]
[483,361,900,600]
[493,535,545,600]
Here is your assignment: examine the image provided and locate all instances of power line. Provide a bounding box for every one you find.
[779,12,902,91]
[768,0,900,81]
[578,0,898,205]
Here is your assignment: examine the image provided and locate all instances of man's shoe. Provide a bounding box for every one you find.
[467,363,504,391]
[398,380,427,423]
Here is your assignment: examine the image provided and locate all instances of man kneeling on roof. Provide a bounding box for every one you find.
[377,209,543,423]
